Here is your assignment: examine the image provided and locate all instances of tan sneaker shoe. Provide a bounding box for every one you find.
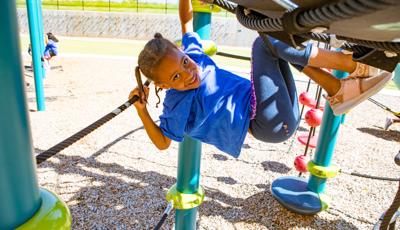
[350,62,379,78]
[326,71,392,115]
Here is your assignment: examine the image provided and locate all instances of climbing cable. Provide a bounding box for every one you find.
[154,201,174,230]
[36,80,151,165]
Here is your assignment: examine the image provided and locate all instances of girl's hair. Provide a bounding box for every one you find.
[47,32,59,42]
[136,33,178,107]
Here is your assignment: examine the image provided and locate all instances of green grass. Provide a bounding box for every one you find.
[16,0,232,16]
[19,34,251,69]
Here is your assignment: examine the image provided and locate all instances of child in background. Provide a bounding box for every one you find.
[28,32,59,71]
[128,0,392,158]
[42,32,59,71]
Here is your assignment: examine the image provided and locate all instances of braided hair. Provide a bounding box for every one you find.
[136,33,178,107]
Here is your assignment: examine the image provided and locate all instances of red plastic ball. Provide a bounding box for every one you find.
[294,155,308,173]
[305,108,323,127]
[299,92,313,106]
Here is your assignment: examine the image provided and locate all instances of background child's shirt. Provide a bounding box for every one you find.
[159,32,251,157]
[44,39,58,58]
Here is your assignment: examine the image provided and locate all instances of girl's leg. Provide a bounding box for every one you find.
[268,36,392,115]
[302,66,340,96]
[307,48,356,73]
[249,37,301,143]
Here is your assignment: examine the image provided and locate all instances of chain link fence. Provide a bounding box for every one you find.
[16,0,229,16]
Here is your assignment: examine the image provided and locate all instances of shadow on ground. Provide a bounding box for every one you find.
[36,129,361,229]
[357,126,400,142]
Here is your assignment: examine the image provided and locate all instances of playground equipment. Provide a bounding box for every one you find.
[26,0,46,111]
[209,0,400,215]
[36,1,218,229]
[374,150,400,230]
[4,0,400,228]
[305,108,323,127]
[0,1,70,229]
[395,64,400,90]
[208,0,400,71]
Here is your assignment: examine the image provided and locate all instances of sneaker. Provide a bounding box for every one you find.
[326,71,392,115]
[349,62,379,78]
[384,117,393,130]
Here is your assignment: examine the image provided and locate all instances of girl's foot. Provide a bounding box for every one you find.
[384,117,393,130]
[326,71,392,115]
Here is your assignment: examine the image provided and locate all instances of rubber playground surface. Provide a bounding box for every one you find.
[24,35,400,229]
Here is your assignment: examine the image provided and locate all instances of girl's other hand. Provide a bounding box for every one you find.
[129,85,150,111]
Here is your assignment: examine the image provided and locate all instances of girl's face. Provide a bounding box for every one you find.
[152,48,201,91]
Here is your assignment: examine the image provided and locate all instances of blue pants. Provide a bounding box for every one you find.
[249,36,312,143]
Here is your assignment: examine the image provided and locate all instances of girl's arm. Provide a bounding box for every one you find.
[179,0,193,35]
[129,87,171,150]
[137,108,171,150]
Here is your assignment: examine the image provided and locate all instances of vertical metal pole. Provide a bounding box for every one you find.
[26,0,46,111]
[175,10,211,230]
[193,12,211,40]
[0,0,41,228]
[82,0,84,10]
[307,69,347,193]
[57,0,59,10]
[175,136,202,229]
[394,64,400,90]
[307,104,342,193]
[36,0,46,78]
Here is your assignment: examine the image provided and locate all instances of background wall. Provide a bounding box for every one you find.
[17,9,258,47]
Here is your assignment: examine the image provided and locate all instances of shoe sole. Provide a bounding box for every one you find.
[332,73,392,115]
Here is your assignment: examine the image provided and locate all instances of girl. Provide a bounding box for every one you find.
[42,32,59,71]
[28,32,59,71]
[129,0,392,158]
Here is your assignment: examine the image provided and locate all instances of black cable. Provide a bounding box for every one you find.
[379,182,400,229]
[297,0,398,29]
[235,5,283,32]
[368,98,400,118]
[214,0,236,13]
[215,51,250,61]
[341,170,400,182]
[154,201,174,230]
[36,80,151,165]
[228,0,400,53]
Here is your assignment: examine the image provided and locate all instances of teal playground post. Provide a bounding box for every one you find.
[394,64,400,90]
[0,1,70,229]
[166,2,216,229]
[36,0,46,77]
[172,137,203,229]
[26,0,46,111]
[271,65,348,214]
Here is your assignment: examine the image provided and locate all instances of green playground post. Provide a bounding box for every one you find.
[36,0,46,77]
[270,57,349,214]
[307,69,348,193]
[394,64,400,90]
[175,136,202,229]
[0,1,70,229]
[0,1,41,227]
[174,5,212,229]
[193,12,211,40]
[26,0,46,111]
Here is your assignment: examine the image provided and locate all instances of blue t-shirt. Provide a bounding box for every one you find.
[159,32,251,157]
[44,39,58,57]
